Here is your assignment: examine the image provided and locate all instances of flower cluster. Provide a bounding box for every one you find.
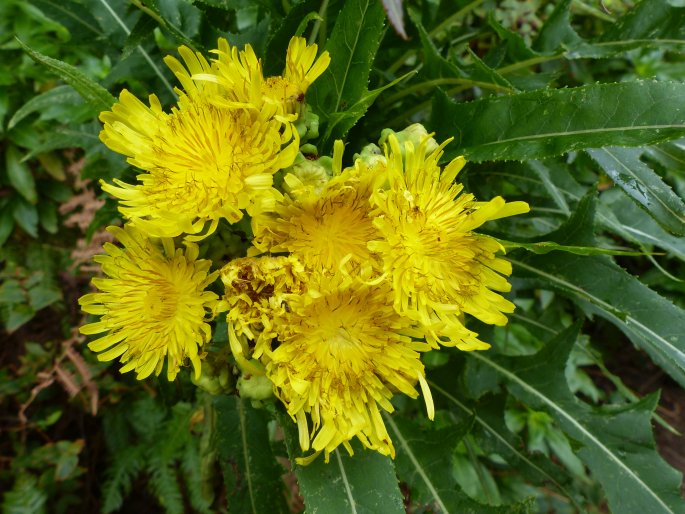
[80,37,529,463]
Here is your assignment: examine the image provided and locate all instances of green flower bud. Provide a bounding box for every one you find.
[237,373,274,400]
[380,123,439,155]
[283,156,333,197]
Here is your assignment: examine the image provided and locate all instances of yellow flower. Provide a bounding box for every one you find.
[266,273,433,462]
[220,255,307,370]
[99,88,298,239]
[79,225,219,380]
[369,135,530,350]
[194,36,330,115]
[252,143,382,273]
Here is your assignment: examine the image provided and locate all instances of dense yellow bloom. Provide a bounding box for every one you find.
[220,255,307,369]
[79,225,219,380]
[194,36,330,115]
[99,88,297,239]
[252,144,382,273]
[266,273,433,462]
[369,135,530,350]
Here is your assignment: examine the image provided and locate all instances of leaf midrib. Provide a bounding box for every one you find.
[383,413,450,514]
[472,353,677,514]
[470,125,685,150]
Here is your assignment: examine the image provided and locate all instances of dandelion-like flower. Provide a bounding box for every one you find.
[79,225,219,380]
[195,36,330,115]
[369,135,530,350]
[220,255,307,367]
[252,144,382,272]
[99,89,298,239]
[266,273,433,462]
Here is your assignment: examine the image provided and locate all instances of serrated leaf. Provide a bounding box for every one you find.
[511,194,685,388]
[599,0,685,50]
[533,0,581,53]
[16,38,115,112]
[6,144,37,204]
[587,147,685,235]
[310,0,386,149]
[474,325,685,514]
[8,85,85,129]
[425,361,581,508]
[487,13,537,62]
[321,72,413,146]
[387,414,533,513]
[432,82,685,162]
[121,15,157,60]
[280,411,404,514]
[535,0,685,59]
[264,0,320,76]
[499,239,646,256]
[214,397,287,514]
[386,414,472,513]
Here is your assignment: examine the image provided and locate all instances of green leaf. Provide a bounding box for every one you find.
[16,38,116,112]
[533,0,581,54]
[280,411,404,514]
[2,473,47,514]
[321,72,413,146]
[386,414,472,512]
[0,206,15,247]
[12,199,39,238]
[474,325,685,514]
[264,0,320,76]
[5,144,37,204]
[499,239,646,256]
[310,0,386,149]
[511,194,685,388]
[587,147,685,235]
[121,15,157,60]
[514,253,685,389]
[5,304,36,332]
[600,188,685,262]
[8,85,86,129]
[214,397,288,514]
[598,0,685,53]
[535,0,685,59]
[386,414,533,513]
[431,82,685,162]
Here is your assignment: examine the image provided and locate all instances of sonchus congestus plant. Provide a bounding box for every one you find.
[81,35,528,460]
[41,0,683,512]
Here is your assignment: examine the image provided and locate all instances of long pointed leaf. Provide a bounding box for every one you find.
[280,412,405,514]
[214,397,288,514]
[16,38,115,112]
[587,147,685,235]
[432,82,685,162]
[474,326,685,514]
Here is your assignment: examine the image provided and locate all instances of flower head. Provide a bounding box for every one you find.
[99,89,298,239]
[266,273,432,462]
[252,143,382,273]
[193,36,330,115]
[369,135,530,350]
[79,225,219,380]
[220,255,307,363]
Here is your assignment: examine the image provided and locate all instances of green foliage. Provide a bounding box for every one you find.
[100,395,213,514]
[5,0,685,513]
